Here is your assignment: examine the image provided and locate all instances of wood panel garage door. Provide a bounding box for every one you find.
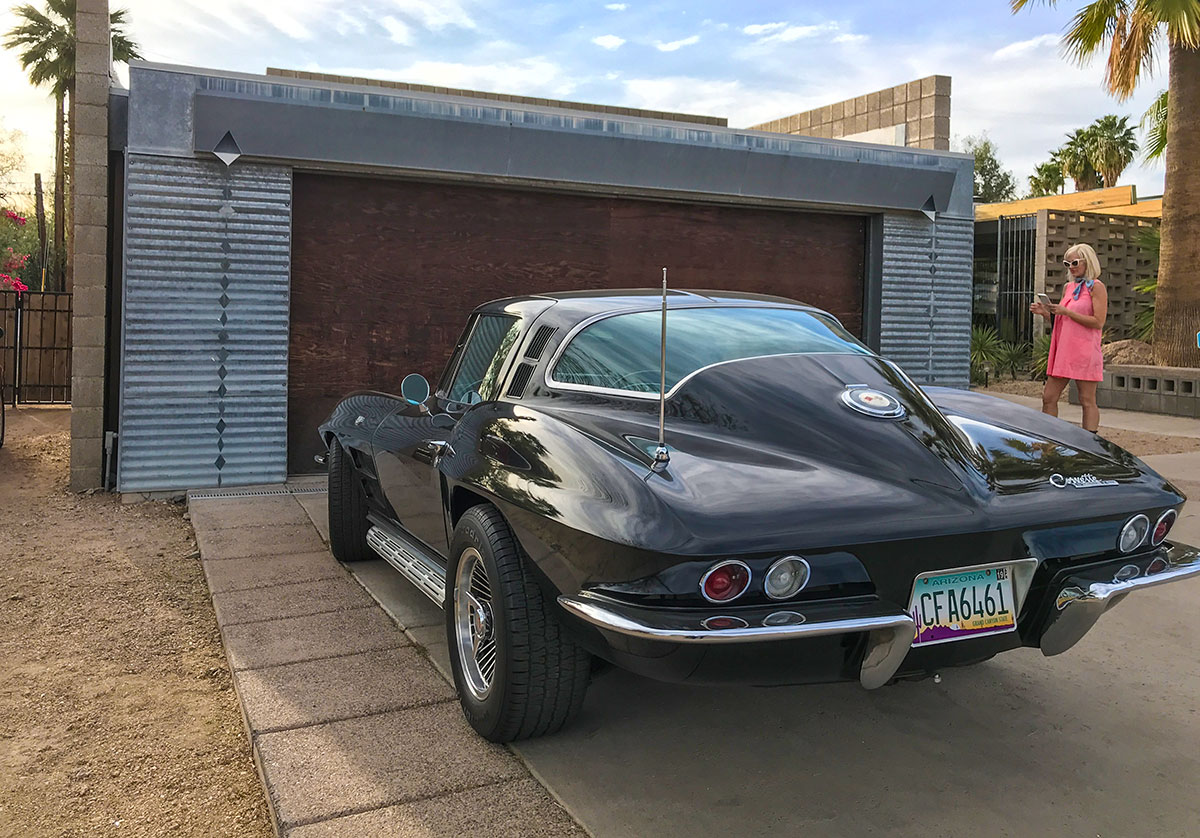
[289,173,866,473]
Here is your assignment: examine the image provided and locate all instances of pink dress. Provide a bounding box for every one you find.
[1046,281,1103,381]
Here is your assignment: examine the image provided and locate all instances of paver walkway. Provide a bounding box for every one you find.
[188,488,586,838]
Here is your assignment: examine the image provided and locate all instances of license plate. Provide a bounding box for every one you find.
[908,565,1017,646]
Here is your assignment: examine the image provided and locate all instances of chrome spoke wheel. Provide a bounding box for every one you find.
[454,547,497,701]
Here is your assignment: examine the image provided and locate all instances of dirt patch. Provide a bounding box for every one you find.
[1091,427,1200,456]
[975,379,1062,401]
[1103,339,1156,366]
[0,429,272,838]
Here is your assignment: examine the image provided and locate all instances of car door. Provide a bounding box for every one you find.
[373,313,523,554]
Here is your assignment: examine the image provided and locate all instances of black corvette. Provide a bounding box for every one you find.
[318,289,1198,742]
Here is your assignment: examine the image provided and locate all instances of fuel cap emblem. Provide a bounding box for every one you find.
[841,386,905,418]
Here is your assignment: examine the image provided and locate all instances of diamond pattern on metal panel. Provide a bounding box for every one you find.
[118,154,292,492]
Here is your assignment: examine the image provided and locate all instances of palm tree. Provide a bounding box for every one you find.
[1027,155,1066,197]
[1140,90,1168,160]
[1012,1,1200,366]
[1087,114,1139,186]
[1059,128,1102,190]
[4,0,141,289]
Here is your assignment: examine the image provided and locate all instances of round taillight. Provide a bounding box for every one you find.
[764,556,811,600]
[1118,514,1150,553]
[1152,510,1177,546]
[700,560,751,603]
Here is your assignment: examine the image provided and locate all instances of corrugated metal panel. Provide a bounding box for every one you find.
[880,213,973,388]
[118,154,291,492]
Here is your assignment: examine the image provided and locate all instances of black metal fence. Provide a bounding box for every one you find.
[1,290,72,405]
[995,214,1038,344]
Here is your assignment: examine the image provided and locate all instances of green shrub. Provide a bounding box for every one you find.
[997,341,1031,379]
[1030,334,1053,380]
[970,325,1003,383]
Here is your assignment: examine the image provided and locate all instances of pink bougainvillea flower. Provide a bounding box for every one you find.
[1,273,28,296]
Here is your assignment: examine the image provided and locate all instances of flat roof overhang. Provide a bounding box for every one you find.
[121,62,975,219]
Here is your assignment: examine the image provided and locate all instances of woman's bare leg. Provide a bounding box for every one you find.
[1077,380,1100,431]
[1041,376,1069,417]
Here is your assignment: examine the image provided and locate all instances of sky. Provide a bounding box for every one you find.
[0,0,1170,206]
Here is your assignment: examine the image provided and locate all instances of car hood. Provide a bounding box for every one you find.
[538,354,1178,554]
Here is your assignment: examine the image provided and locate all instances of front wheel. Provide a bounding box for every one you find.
[446,505,590,742]
[327,437,370,562]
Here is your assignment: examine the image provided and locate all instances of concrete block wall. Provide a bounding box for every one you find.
[1043,209,1159,342]
[69,0,110,490]
[749,75,951,151]
[1070,365,1200,417]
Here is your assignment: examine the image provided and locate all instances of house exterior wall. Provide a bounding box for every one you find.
[880,213,973,387]
[116,155,291,492]
[110,63,975,492]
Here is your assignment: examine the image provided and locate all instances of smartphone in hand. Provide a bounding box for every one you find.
[1036,293,1052,308]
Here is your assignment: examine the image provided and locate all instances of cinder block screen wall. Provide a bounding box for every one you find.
[750,76,951,151]
[1041,209,1159,342]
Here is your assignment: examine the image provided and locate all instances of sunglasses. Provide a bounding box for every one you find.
[1063,259,1082,268]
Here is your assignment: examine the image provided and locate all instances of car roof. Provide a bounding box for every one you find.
[473,288,821,326]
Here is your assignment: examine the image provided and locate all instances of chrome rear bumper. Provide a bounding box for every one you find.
[557,593,916,690]
[1041,542,1200,656]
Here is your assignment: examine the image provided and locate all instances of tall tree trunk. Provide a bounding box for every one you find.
[1153,41,1200,367]
[53,89,64,293]
[34,173,46,292]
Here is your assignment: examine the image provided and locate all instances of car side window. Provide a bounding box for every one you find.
[445,314,521,403]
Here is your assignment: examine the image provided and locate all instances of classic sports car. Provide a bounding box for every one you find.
[318,289,1198,743]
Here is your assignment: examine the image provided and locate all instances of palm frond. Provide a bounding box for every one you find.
[1157,0,1200,49]
[1140,89,1169,160]
[1063,0,1127,64]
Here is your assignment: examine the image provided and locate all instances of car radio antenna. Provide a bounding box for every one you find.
[653,268,670,472]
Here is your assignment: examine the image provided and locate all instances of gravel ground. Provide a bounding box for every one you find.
[0,418,272,838]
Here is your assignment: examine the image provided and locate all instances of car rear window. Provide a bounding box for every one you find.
[551,306,870,394]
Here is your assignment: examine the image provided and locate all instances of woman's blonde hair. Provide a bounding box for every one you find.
[1064,243,1102,281]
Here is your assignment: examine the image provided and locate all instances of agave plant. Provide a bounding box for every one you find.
[1030,334,1053,380]
[971,325,1003,383]
[997,341,1032,380]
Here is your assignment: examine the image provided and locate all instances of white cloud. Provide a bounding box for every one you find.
[655,35,700,52]
[385,0,476,31]
[379,16,413,45]
[605,3,628,10]
[592,34,626,50]
[743,22,787,36]
[324,58,579,100]
[766,24,835,43]
[833,33,868,45]
[623,77,746,117]
[991,33,1060,61]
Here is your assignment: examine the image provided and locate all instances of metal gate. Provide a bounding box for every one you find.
[0,290,73,405]
[995,214,1038,344]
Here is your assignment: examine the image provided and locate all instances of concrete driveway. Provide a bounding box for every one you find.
[333,448,1200,838]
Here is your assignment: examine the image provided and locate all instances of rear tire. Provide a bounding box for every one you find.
[327,437,371,562]
[446,505,590,742]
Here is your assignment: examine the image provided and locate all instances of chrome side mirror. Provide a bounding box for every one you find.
[401,373,430,406]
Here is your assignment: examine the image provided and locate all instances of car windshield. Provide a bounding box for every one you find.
[552,306,870,394]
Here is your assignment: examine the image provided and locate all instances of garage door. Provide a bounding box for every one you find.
[289,173,866,473]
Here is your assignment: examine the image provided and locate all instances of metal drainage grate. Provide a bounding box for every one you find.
[190,486,328,500]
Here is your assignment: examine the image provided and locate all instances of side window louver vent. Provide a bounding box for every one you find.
[525,326,557,360]
[507,363,535,399]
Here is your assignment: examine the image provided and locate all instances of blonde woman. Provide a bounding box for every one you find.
[1030,243,1107,431]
